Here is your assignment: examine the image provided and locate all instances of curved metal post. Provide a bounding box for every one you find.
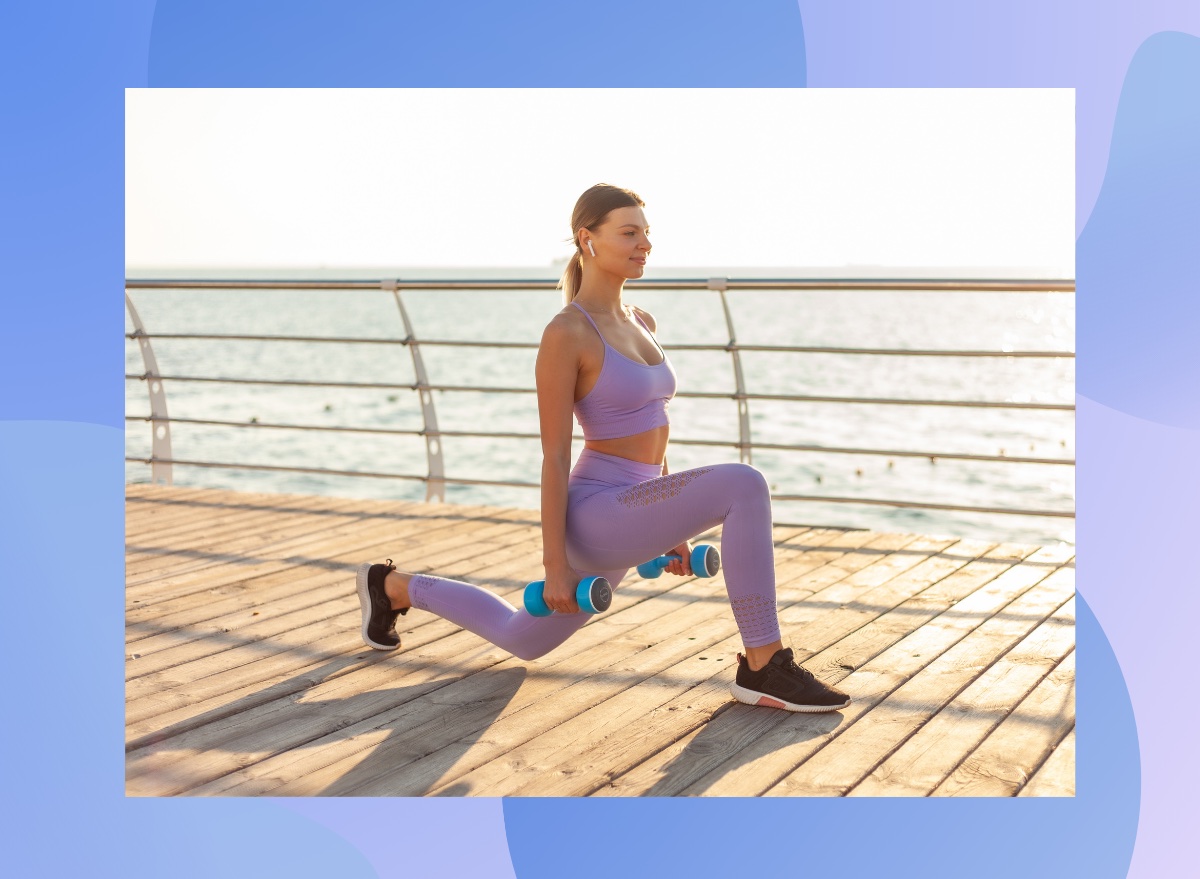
[125,292,173,484]
[710,278,752,464]
[385,280,446,502]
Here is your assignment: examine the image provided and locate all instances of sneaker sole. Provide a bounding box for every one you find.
[356,561,400,651]
[729,681,850,713]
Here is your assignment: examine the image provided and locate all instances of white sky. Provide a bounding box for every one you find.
[126,89,1074,273]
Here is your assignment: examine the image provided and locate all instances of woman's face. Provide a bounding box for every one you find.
[585,205,651,278]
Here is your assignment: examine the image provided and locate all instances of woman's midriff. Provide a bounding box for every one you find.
[583,424,670,468]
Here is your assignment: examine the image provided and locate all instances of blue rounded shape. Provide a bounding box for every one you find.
[691,544,721,578]
[636,556,672,579]
[524,580,552,617]
[1077,31,1200,427]
[526,577,610,615]
[577,576,612,614]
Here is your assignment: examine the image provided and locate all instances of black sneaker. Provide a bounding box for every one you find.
[355,559,408,651]
[730,647,850,713]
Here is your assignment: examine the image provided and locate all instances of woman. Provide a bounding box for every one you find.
[355,183,849,713]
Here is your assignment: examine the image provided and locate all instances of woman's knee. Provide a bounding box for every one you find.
[716,462,769,496]
[511,643,552,661]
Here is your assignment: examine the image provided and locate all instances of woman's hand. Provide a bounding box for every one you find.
[664,540,693,576]
[542,562,582,614]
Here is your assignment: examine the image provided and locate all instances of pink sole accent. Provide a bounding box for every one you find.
[757,695,787,709]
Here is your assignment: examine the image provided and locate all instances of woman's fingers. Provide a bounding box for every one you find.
[666,556,691,576]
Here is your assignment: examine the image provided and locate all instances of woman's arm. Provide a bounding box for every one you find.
[534,314,583,611]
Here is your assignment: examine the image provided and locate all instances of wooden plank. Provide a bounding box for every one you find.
[647,541,1046,797]
[550,540,1030,797]
[125,496,375,568]
[769,569,1075,796]
[124,501,504,658]
[493,533,955,798]
[125,499,506,613]
[399,534,950,797]
[848,586,1075,797]
[191,564,763,796]
[125,520,801,752]
[124,512,551,730]
[931,650,1076,797]
[124,496,410,581]
[125,487,361,535]
[170,569,739,797]
[125,500,522,600]
[1018,728,1075,797]
[125,484,262,515]
[127,554,746,796]
[126,528,873,797]
[125,504,537,647]
[125,489,377,553]
[125,500,502,605]
[125,489,265,529]
[124,521,796,739]
[256,529,891,797]
[125,506,539,681]
[128,488,1073,800]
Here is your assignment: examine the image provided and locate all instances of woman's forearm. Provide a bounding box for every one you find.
[540,455,572,569]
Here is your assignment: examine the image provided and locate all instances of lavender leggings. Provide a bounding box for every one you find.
[406,448,782,660]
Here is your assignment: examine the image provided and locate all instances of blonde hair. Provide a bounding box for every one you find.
[557,183,646,304]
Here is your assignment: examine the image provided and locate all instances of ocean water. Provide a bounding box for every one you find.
[125,268,1075,545]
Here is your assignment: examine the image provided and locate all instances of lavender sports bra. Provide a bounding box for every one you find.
[570,301,678,441]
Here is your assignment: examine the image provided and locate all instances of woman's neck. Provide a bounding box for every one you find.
[573,294,627,319]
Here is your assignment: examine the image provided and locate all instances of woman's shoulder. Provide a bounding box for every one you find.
[540,305,590,348]
[630,304,657,333]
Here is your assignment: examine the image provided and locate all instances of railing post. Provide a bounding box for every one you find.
[710,278,752,464]
[385,280,446,503]
[125,292,173,484]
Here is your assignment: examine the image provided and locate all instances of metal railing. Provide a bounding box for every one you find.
[125,276,1075,519]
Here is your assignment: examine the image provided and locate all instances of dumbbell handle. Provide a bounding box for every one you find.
[637,544,721,579]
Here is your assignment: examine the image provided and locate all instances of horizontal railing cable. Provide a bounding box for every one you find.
[125,373,1072,411]
[124,455,1071,517]
[124,414,1074,466]
[770,492,1074,518]
[124,330,1072,359]
[125,277,1075,292]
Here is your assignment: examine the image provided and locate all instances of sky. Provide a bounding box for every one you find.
[126,89,1074,274]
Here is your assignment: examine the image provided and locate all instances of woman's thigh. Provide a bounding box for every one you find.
[566,462,768,573]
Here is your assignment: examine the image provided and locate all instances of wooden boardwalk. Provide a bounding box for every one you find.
[125,483,1076,798]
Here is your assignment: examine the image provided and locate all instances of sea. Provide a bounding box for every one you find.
[125,266,1075,547]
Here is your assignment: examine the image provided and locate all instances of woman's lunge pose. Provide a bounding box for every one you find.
[355,184,849,712]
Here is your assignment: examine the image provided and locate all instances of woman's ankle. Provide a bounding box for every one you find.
[384,570,412,611]
[744,639,784,671]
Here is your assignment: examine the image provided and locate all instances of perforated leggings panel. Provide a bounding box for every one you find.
[405,449,782,660]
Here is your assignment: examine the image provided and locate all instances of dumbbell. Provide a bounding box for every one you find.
[637,544,721,579]
[524,575,613,617]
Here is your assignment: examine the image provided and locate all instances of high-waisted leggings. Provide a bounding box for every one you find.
[406,448,781,660]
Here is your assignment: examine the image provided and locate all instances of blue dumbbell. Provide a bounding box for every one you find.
[524,576,613,617]
[637,544,721,579]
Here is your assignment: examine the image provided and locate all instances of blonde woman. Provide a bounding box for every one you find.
[356,184,849,713]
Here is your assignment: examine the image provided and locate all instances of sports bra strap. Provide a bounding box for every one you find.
[569,300,600,331]
[629,309,665,358]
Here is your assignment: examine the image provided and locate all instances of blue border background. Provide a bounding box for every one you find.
[4,2,1197,876]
